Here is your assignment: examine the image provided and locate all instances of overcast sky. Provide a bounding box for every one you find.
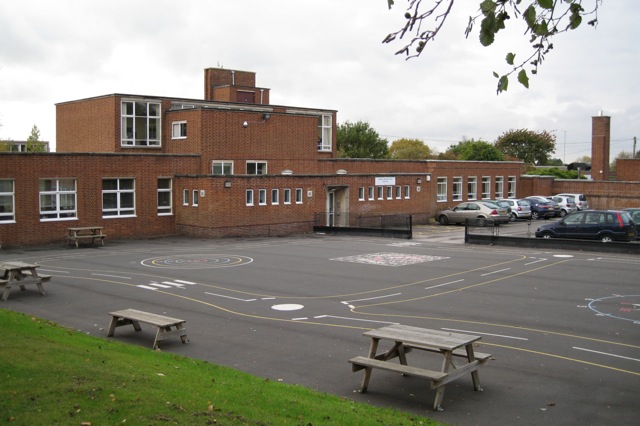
[1,0,637,162]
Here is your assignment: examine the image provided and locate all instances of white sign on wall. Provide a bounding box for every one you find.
[375,176,396,186]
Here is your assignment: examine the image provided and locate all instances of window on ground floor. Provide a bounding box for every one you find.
[437,177,447,202]
[157,178,172,215]
[452,177,462,201]
[481,176,491,199]
[508,176,516,198]
[102,178,135,217]
[0,179,15,223]
[495,176,504,199]
[39,178,77,221]
[467,177,477,200]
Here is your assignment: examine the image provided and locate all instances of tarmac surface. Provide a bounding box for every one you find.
[2,222,639,425]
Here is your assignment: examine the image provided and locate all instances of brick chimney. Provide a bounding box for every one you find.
[591,114,611,181]
[203,68,270,104]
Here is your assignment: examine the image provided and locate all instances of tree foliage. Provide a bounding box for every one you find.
[384,0,601,93]
[525,167,583,179]
[442,138,504,161]
[494,128,555,165]
[388,138,434,159]
[336,121,389,159]
[26,124,47,152]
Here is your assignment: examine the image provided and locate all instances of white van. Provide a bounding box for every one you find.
[557,193,589,210]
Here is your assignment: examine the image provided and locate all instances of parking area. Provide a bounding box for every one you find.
[2,232,639,425]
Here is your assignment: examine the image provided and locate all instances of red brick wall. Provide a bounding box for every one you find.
[56,96,119,152]
[617,159,640,182]
[591,116,611,181]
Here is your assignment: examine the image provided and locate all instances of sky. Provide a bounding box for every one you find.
[0,0,638,162]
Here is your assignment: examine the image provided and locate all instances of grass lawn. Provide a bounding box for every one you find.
[0,309,441,425]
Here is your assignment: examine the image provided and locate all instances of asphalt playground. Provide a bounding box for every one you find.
[2,223,639,425]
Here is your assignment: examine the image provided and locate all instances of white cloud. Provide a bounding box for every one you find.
[0,0,637,162]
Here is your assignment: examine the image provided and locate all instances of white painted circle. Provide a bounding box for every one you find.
[271,304,304,311]
[553,254,574,258]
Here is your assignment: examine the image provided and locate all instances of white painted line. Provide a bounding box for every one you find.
[205,292,256,302]
[292,317,309,321]
[343,293,402,303]
[173,279,196,285]
[137,285,158,290]
[161,281,185,287]
[425,279,464,290]
[149,283,172,288]
[524,258,546,265]
[481,268,511,276]
[314,315,397,324]
[441,328,528,341]
[92,273,131,279]
[573,347,640,362]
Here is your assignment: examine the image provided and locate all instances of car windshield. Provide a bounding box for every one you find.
[517,200,529,207]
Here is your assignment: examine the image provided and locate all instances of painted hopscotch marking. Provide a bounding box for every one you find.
[331,252,449,267]
[137,279,197,291]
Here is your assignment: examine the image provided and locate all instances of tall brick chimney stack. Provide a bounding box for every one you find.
[591,114,611,181]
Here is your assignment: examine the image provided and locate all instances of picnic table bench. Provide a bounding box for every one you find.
[67,226,106,247]
[1,261,51,301]
[349,324,491,411]
[107,309,189,349]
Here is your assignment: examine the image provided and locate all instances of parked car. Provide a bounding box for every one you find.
[435,201,510,226]
[528,195,561,217]
[487,199,513,215]
[549,195,577,217]
[556,193,589,210]
[497,198,532,221]
[524,197,557,220]
[535,210,637,242]
[623,208,640,239]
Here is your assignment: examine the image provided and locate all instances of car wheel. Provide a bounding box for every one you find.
[560,210,567,217]
[541,232,553,239]
[510,213,517,222]
[531,211,540,220]
[600,235,613,243]
[476,217,486,227]
[438,215,449,226]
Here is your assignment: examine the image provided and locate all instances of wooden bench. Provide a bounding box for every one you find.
[67,227,106,248]
[107,309,189,349]
[350,356,447,386]
[404,344,493,362]
[66,234,107,247]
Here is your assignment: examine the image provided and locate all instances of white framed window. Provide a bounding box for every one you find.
[386,186,393,200]
[358,187,365,201]
[39,178,77,221]
[377,186,384,200]
[467,177,477,200]
[404,185,410,199]
[192,190,199,206]
[395,186,402,199]
[271,189,279,205]
[437,177,447,202]
[171,121,187,139]
[317,114,332,151]
[157,178,172,215]
[295,188,303,204]
[508,176,517,198]
[121,101,161,147]
[182,189,189,206]
[482,176,491,199]
[283,188,291,204]
[258,189,267,205]
[368,186,374,200]
[495,176,504,199]
[102,178,135,217]
[452,177,463,201]
[0,179,15,223]
[246,189,254,206]
[212,161,233,175]
[247,161,267,175]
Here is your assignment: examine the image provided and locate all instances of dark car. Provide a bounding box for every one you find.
[524,197,556,220]
[535,210,637,242]
[623,208,640,239]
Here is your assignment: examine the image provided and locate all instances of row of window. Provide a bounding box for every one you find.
[121,100,334,152]
[436,176,516,202]
[246,188,304,206]
[358,185,411,201]
[0,178,173,223]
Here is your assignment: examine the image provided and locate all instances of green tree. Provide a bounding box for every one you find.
[384,0,600,93]
[494,129,555,165]
[442,138,504,161]
[388,138,434,159]
[26,125,46,152]
[336,121,389,159]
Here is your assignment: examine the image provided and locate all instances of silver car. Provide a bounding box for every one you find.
[497,198,532,221]
[549,195,577,217]
[436,201,510,226]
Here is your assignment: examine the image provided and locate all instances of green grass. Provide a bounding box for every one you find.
[0,309,441,425]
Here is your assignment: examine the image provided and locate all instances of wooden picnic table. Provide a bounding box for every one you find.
[67,226,106,247]
[107,309,189,349]
[0,261,51,301]
[349,324,491,411]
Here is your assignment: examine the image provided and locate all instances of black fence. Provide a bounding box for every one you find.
[313,212,413,239]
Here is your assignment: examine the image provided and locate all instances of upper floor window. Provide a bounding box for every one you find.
[212,161,233,175]
[0,179,15,223]
[317,115,332,151]
[121,101,161,147]
[39,178,77,221]
[247,161,267,175]
[171,121,187,139]
[157,178,172,215]
[102,178,135,217]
